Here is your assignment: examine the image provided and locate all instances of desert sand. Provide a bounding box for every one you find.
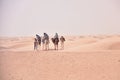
[0,35,120,80]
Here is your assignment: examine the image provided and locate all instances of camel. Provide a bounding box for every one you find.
[42,37,49,50]
[51,38,59,50]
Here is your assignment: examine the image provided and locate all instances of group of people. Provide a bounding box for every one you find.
[34,33,65,51]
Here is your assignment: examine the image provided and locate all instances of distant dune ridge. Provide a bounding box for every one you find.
[64,35,120,51]
[0,35,120,80]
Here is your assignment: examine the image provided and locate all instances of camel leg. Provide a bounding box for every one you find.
[62,42,64,49]
[54,44,58,50]
[47,44,49,50]
[46,44,48,50]
[42,44,44,50]
[61,42,64,50]
[56,45,58,50]
[54,44,56,50]
[45,44,47,50]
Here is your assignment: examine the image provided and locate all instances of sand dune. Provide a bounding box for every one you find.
[64,35,120,51]
[0,35,120,80]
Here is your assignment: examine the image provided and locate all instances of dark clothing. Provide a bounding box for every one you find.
[52,38,59,45]
[44,33,49,40]
[36,34,41,40]
[54,38,59,45]
[36,34,41,45]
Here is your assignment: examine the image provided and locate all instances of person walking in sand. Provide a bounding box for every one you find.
[34,38,38,50]
[60,36,65,50]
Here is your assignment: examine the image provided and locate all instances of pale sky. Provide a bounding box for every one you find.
[0,0,120,36]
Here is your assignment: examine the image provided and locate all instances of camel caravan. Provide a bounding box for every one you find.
[34,33,65,51]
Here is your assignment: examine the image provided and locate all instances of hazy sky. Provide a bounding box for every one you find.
[0,0,120,36]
